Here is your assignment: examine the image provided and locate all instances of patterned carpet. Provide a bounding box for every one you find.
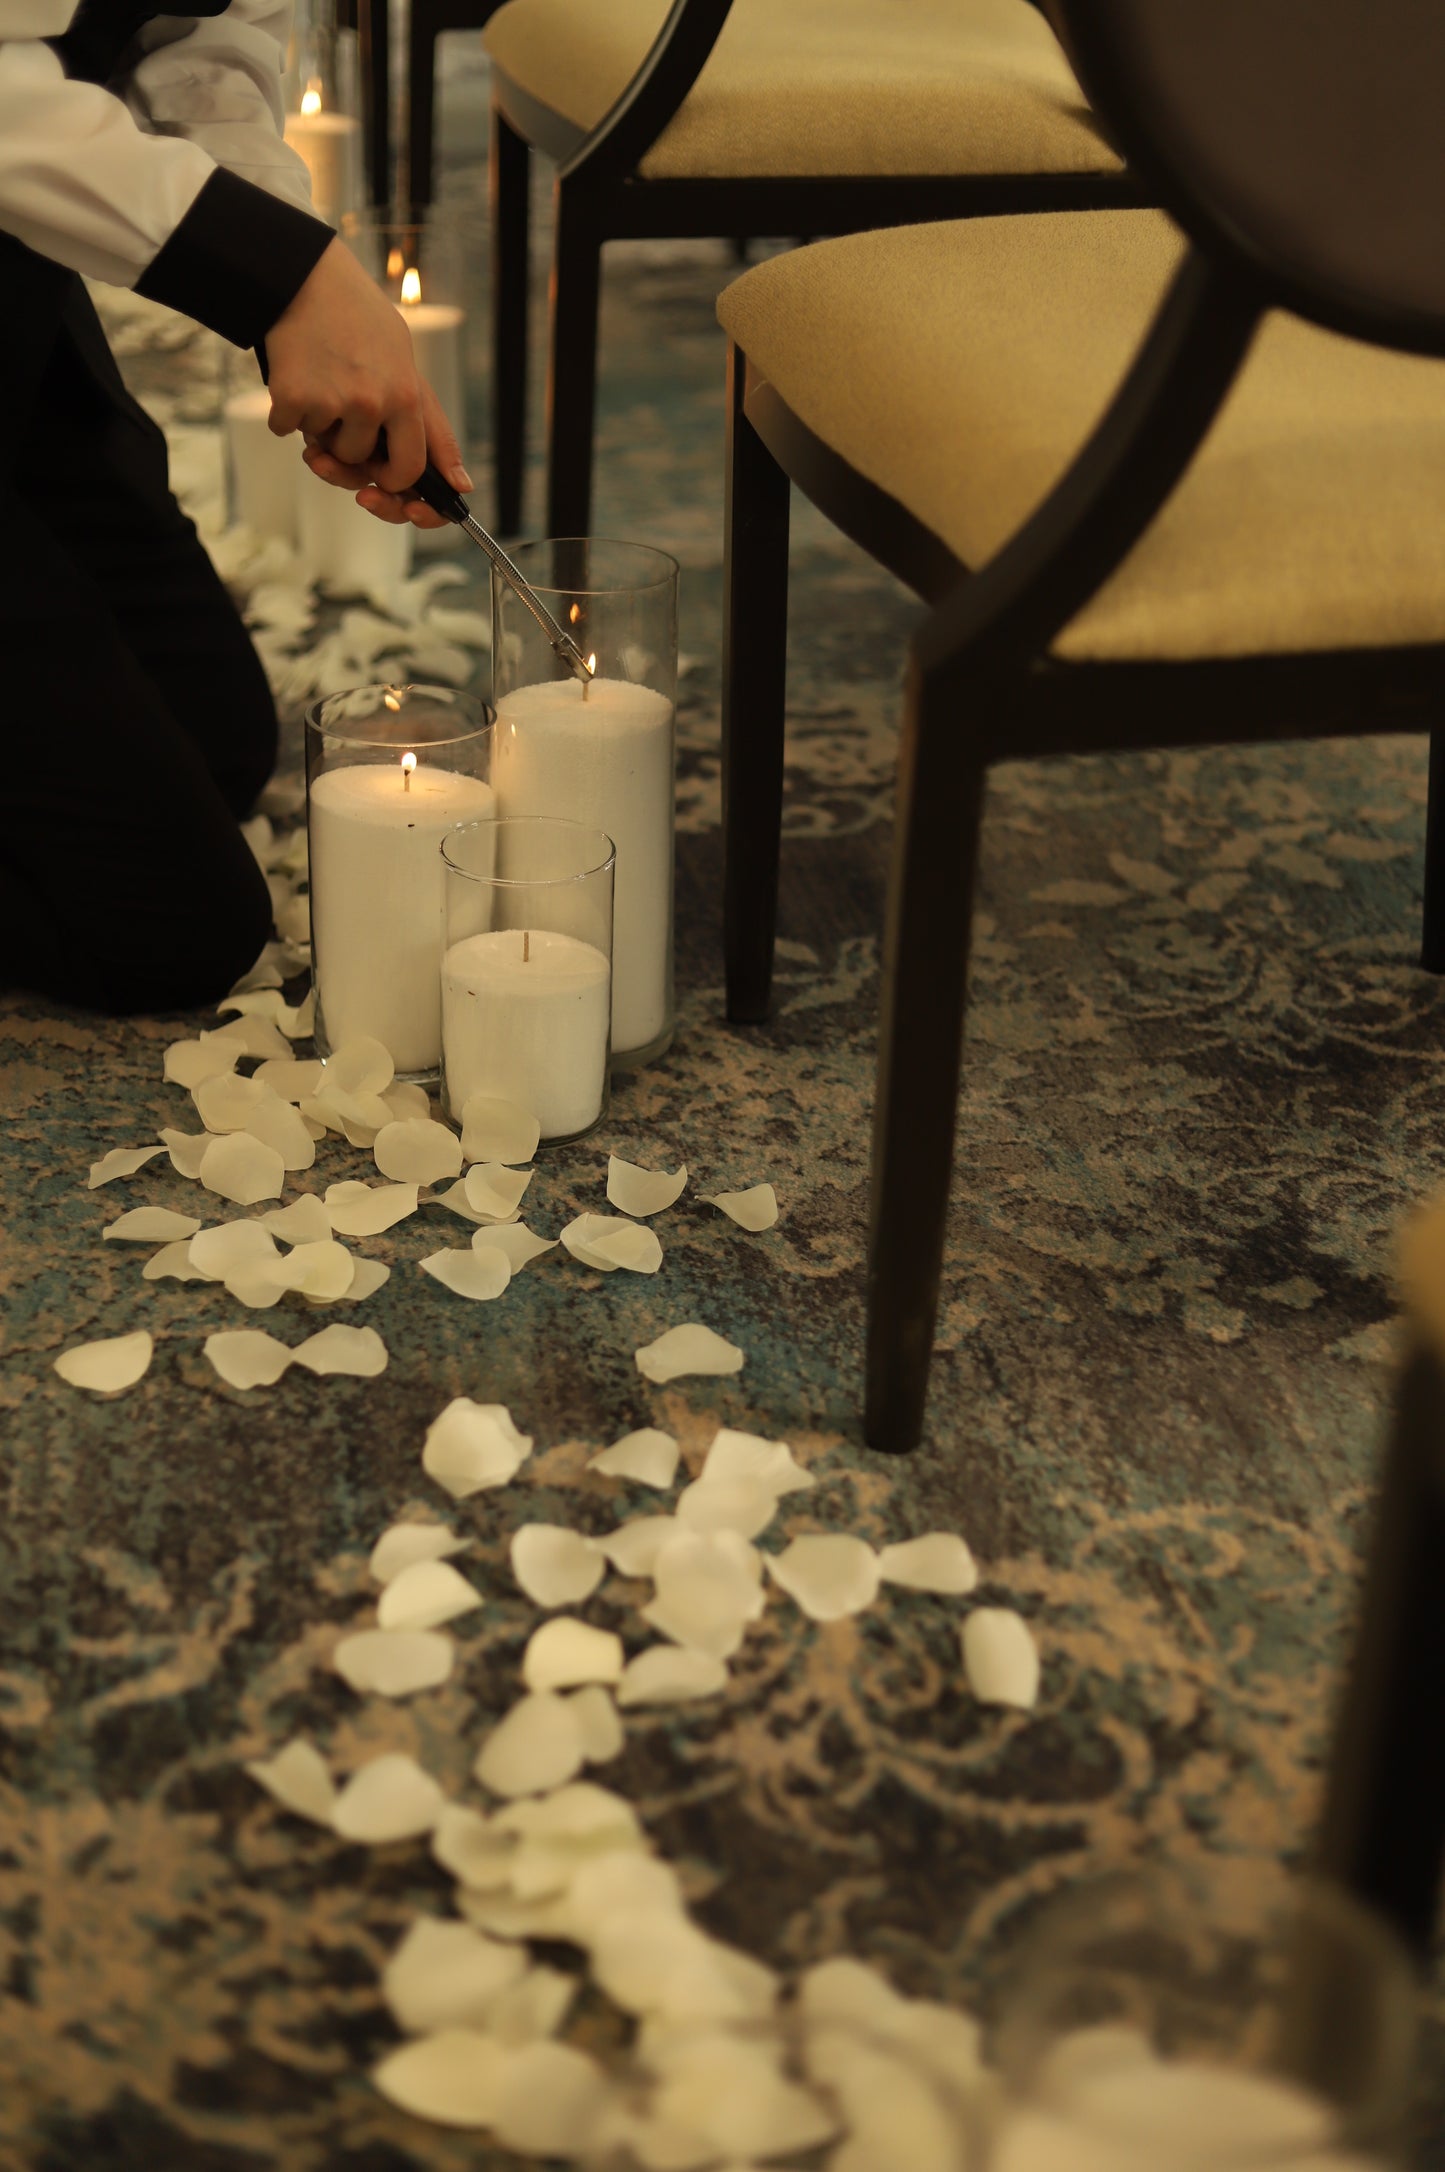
[3,46,1445,2172]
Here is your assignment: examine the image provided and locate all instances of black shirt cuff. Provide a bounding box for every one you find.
[134,167,334,348]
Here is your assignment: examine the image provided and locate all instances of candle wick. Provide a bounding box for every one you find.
[523,931,531,964]
[403,770,410,791]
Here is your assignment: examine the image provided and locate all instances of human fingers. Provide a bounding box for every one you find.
[419,375,473,493]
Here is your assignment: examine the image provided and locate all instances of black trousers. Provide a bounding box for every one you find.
[0,250,276,1014]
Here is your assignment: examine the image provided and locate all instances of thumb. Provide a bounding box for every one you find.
[419,374,472,493]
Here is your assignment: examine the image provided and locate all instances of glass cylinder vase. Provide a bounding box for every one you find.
[441,818,615,1145]
[305,684,494,1082]
[491,539,678,1068]
[341,212,474,470]
[283,0,362,229]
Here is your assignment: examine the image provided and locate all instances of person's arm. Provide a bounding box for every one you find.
[122,0,315,217]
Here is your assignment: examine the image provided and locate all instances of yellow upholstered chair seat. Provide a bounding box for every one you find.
[716,208,1445,662]
[482,0,1117,180]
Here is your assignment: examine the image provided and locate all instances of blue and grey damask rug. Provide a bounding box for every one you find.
[4,125,1445,2172]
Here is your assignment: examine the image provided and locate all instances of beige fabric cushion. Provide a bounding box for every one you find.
[483,0,1116,181]
[717,210,1445,661]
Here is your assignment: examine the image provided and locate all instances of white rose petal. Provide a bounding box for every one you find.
[163,1034,243,1088]
[242,1094,317,1172]
[331,1752,444,1842]
[244,1736,335,1825]
[489,2040,611,2159]
[767,1534,881,1622]
[328,1256,389,1304]
[193,1071,274,1134]
[472,1222,555,1273]
[522,1618,624,1692]
[53,1330,153,1393]
[676,1474,779,1541]
[324,1179,419,1236]
[372,2029,507,2128]
[561,1213,662,1274]
[370,1522,468,1584]
[377,1557,481,1632]
[199,1131,285,1206]
[87,1144,164,1188]
[375,1118,462,1186]
[606,1157,688,1217]
[702,1184,779,1231]
[103,1207,200,1244]
[291,1324,388,1378]
[485,1966,576,2047]
[383,1081,432,1121]
[253,1056,324,1102]
[432,1803,516,1892]
[463,1162,533,1221]
[474,1692,586,1799]
[701,1426,814,1496]
[142,1239,207,1283]
[382,1917,527,2035]
[568,1684,624,1763]
[324,1036,394,1096]
[260,1194,332,1244]
[635,1323,745,1383]
[652,2034,838,2161]
[599,1516,678,1579]
[616,1647,729,1708]
[461,1094,539,1166]
[420,1247,511,1301]
[204,1328,294,1389]
[588,1429,680,1488]
[878,1533,979,1596]
[282,1239,356,1301]
[159,1127,212,1179]
[962,1607,1040,1709]
[189,1220,280,1279]
[511,1524,605,1608]
[334,1628,454,1698]
[423,1398,533,1497]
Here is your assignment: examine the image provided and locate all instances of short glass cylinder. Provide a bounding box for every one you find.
[491,539,678,1069]
[341,214,473,470]
[441,819,615,1146]
[986,1870,1417,2167]
[305,685,495,1083]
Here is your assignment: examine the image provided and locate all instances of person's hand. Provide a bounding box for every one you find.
[264,237,472,528]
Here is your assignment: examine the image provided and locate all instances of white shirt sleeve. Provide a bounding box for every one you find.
[0,3,315,293]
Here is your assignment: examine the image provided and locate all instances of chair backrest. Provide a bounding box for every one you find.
[1045,0,1445,356]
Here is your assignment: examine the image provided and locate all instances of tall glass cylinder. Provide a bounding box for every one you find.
[283,0,362,229]
[341,213,473,469]
[305,684,494,1081]
[491,539,678,1068]
[442,819,615,1145]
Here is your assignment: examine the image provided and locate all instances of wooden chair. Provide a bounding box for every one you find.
[1317,1198,1445,1967]
[479,0,1134,536]
[334,0,392,209]
[716,0,1445,1452]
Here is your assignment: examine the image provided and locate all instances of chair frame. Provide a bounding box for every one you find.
[487,0,1137,536]
[722,10,1445,1454]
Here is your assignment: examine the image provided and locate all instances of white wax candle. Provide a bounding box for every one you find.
[283,107,361,227]
[298,467,413,604]
[493,677,674,1058]
[223,387,298,543]
[443,929,609,1140]
[309,760,496,1075]
[399,297,466,446]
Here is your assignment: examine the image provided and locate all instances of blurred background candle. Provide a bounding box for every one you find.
[398,266,465,446]
[297,466,413,603]
[222,384,297,544]
[306,687,494,1078]
[284,81,362,228]
[491,540,678,1066]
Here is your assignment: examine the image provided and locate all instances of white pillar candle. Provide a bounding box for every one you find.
[399,292,466,447]
[223,387,297,544]
[298,467,413,604]
[309,761,496,1075]
[442,929,609,1140]
[283,106,361,228]
[492,678,674,1058]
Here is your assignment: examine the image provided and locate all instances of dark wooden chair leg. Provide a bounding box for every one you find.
[1315,1335,1445,1964]
[864,658,986,1453]
[490,99,530,537]
[545,181,603,538]
[722,346,791,1024]
[357,0,390,210]
[405,0,439,216]
[1422,729,1445,972]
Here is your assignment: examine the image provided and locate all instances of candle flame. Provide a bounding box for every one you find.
[300,80,322,115]
[400,267,422,306]
[568,602,581,623]
[401,751,417,792]
[386,246,405,280]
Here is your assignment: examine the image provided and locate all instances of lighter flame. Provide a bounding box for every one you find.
[300,80,322,115]
[586,653,597,675]
[400,267,422,306]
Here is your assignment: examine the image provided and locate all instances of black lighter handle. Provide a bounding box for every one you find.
[370,425,469,524]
